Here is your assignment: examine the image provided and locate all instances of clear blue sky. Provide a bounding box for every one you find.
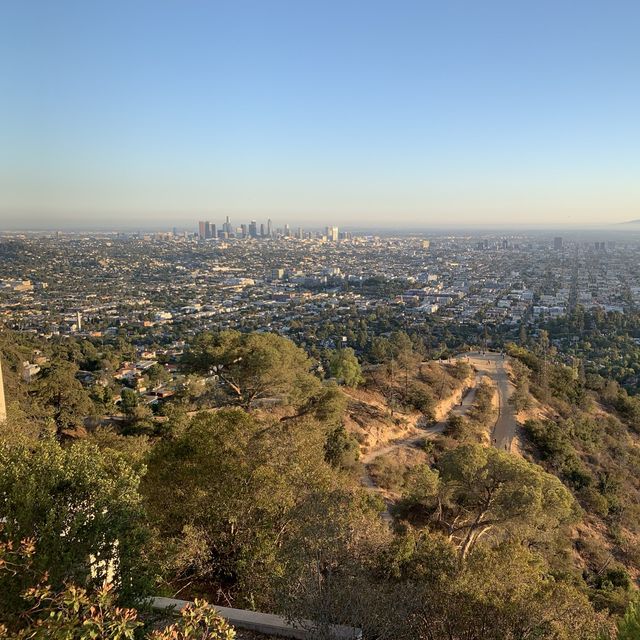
[1,0,639,229]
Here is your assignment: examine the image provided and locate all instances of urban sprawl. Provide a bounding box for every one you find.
[1,224,639,405]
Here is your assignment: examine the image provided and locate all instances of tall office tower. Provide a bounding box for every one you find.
[267,218,272,237]
[205,221,212,239]
[296,226,302,239]
[223,216,232,235]
[554,237,563,250]
[198,221,206,239]
[240,224,247,238]
[211,224,217,239]
[249,220,257,238]
[284,224,291,237]
[260,223,265,238]
[0,355,6,423]
[329,226,339,242]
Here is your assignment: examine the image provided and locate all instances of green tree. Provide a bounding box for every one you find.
[308,383,348,427]
[183,331,321,409]
[369,336,391,363]
[519,320,528,346]
[33,360,92,437]
[146,363,169,387]
[142,409,337,606]
[609,599,640,640]
[404,382,436,418]
[118,388,154,434]
[120,388,138,416]
[399,544,606,640]
[389,331,414,359]
[443,413,468,439]
[452,359,472,381]
[400,444,578,560]
[282,527,606,640]
[0,439,149,621]
[329,348,365,388]
[324,423,360,470]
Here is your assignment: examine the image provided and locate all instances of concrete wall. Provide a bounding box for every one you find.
[151,597,362,640]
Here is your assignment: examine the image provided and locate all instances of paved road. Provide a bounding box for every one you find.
[464,352,517,452]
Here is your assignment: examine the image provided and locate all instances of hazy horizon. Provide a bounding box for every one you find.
[4,218,640,237]
[2,1,639,228]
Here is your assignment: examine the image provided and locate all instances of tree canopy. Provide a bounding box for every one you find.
[329,347,364,388]
[182,331,321,408]
[0,438,149,622]
[32,360,92,437]
[141,408,374,606]
[400,444,578,560]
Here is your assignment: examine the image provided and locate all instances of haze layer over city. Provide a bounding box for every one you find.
[2,2,640,640]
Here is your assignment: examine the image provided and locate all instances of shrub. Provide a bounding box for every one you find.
[405,383,436,418]
[0,534,234,640]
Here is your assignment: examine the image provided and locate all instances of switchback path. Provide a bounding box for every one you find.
[360,379,480,522]
[361,352,518,524]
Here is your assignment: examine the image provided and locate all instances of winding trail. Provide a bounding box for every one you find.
[361,352,518,523]
[360,378,480,522]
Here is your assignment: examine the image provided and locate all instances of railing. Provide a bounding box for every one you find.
[151,597,363,640]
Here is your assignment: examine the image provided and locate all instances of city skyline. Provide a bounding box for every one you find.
[3,218,640,234]
[2,1,640,229]
[197,216,342,241]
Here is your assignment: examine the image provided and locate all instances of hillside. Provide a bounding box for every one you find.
[507,342,640,612]
[2,328,638,638]
[349,345,640,620]
[342,359,473,453]
[356,353,503,501]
